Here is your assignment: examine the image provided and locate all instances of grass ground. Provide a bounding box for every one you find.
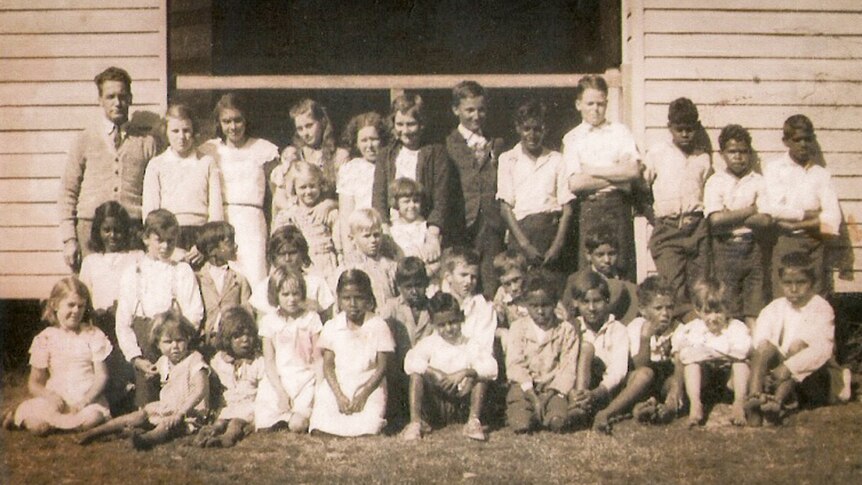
[2,371,862,485]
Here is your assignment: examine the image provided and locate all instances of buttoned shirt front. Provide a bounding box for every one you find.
[496,144,573,220]
[760,153,842,236]
[704,169,766,235]
[643,139,712,218]
[578,315,629,393]
[562,121,640,194]
[506,316,580,394]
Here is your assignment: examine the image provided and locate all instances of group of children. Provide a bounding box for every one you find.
[3,74,848,447]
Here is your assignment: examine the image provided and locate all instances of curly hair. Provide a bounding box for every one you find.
[342,111,390,158]
[89,201,132,253]
[718,124,752,151]
[216,306,260,357]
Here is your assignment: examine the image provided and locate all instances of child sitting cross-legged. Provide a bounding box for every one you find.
[400,292,498,441]
[505,271,582,434]
[673,278,751,427]
[747,252,841,426]
[77,310,209,450]
[628,276,684,425]
[195,306,263,447]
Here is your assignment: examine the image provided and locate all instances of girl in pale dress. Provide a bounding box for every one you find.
[200,93,280,286]
[337,112,389,254]
[77,310,209,450]
[254,267,323,432]
[4,278,112,435]
[272,162,340,275]
[196,306,263,447]
[309,269,395,436]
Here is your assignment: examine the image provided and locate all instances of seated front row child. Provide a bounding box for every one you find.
[78,310,209,450]
[309,269,395,437]
[401,292,497,441]
[255,267,322,432]
[673,279,751,427]
[4,278,112,435]
[388,177,441,275]
[195,221,251,357]
[628,276,684,425]
[747,252,839,426]
[505,271,583,434]
[565,271,629,432]
[196,306,263,447]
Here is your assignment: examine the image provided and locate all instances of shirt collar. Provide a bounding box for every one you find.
[458,124,486,146]
[579,120,609,133]
[517,143,551,164]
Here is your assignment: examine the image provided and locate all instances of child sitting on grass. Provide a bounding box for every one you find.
[505,271,582,434]
[673,279,751,427]
[628,276,684,425]
[77,310,209,450]
[401,292,498,441]
[196,306,263,447]
[4,278,112,435]
[747,252,839,426]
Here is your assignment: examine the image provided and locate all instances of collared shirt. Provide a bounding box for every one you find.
[577,315,629,393]
[142,148,224,226]
[643,139,712,218]
[627,317,676,363]
[459,292,498,355]
[404,332,497,380]
[79,250,144,310]
[760,153,842,236]
[496,144,573,220]
[458,124,487,150]
[208,263,229,295]
[704,169,766,235]
[378,296,433,347]
[506,316,580,393]
[672,318,751,365]
[561,121,640,194]
[115,257,203,361]
[393,147,419,181]
[753,295,835,382]
[103,118,123,149]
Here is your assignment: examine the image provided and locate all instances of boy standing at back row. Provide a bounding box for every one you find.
[643,98,712,317]
[446,81,506,299]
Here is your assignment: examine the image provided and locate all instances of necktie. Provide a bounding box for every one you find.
[112,125,122,151]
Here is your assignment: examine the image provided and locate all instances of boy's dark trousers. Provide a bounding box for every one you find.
[712,232,766,320]
[578,191,637,282]
[649,213,710,316]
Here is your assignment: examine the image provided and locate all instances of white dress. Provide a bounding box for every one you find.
[254,311,322,429]
[210,351,264,422]
[309,312,395,436]
[13,326,112,429]
[336,157,376,210]
[79,251,144,310]
[200,137,279,287]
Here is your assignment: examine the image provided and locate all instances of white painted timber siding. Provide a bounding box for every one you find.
[0,0,167,298]
[624,0,862,291]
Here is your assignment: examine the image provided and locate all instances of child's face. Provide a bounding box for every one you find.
[230,330,255,359]
[576,288,609,327]
[211,237,238,264]
[278,281,305,317]
[294,173,322,208]
[99,216,124,253]
[516,119,545,156]
[294,112,324,149]
[588,243,618,277]
[436,315,464,345]
[721,139,753,177]
[575,88,607,127]
[339,283,372,323]
[273,247,303,270]
[351,225,382,258]
[98,80,132,126]
[55,293,87,332]
[452,96,487,133]
[784,128,815,165]
[166,117,195,157]
[398,279,428,308]
[218,108,247,146]
[669,122,697,153]
[393,111,422,150]
[397,195,422,223]
[446,262,479,299]
[524,289,558,330]
[641,294,674,333]
[143,231,176,262]
[780,267,815,307]
[158,332,190,365]
[357,125,381,162]
[698,307,728,335]
[499,268,525,301]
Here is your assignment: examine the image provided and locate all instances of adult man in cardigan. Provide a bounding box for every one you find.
[59,66,159,270]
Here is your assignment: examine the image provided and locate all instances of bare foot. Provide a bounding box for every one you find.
[730,403,747,426]
[633,397,658,423]
[2,410,17,430]
[592,411,612,435]
[687,402,704,428]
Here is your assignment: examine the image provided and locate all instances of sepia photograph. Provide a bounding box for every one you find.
[2,1,862,483]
